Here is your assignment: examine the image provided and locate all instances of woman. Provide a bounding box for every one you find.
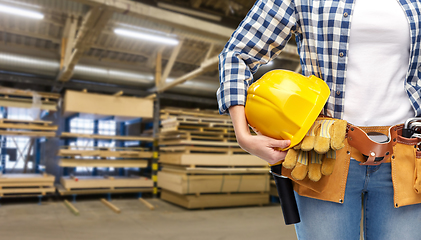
[217,0,421,239]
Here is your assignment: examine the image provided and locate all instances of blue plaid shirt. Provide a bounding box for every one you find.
[217,0,421,119]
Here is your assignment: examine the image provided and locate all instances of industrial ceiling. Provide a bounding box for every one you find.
[0,0,299,106]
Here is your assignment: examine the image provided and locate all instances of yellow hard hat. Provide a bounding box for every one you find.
[245,69,330,150]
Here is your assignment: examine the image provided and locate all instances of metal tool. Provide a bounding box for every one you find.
[270,164,300,225]
[402,117,421,138]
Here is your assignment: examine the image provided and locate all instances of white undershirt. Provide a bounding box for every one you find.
[343,0,414,126]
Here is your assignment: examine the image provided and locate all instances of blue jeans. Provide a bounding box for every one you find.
[294,159,421,240]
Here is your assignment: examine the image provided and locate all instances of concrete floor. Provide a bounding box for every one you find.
[0,197,298,240]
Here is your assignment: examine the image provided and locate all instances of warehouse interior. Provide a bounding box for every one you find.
[0,0,301,239]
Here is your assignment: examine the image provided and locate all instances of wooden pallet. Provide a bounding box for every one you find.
[60,176,153,190]
[158,170,270,194]
[0,174,55,197]
[161,190,269,209]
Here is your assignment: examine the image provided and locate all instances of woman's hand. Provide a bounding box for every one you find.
[228,105,291,165]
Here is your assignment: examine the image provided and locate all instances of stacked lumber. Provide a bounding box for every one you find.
[0,87,60,111]
[58,146,152,168]
[57,90,155,195]
[158,107,270,209]
[57,136,154,195]
[0,119,57,137]
[0,174,55,197]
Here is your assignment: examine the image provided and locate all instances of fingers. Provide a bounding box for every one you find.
[238,135,290,165]
[331,120,347,150]
[269,139,291,150]
[283,148,298,169]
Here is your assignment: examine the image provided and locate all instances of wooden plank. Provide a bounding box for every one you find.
[158,153,266,167]
[162,115,232,125]
[160,108,227,119]
[161,118,233,129]
[160,190,269,209]
[161,125,234,134]
[63,90,153,119]
[0,119,53,125]
[0,87,60,99]
[0,122,57,131]
[158,139,239,147]
[0,130,56,137]
[138,197,155,210]
[100,198,121,213]
[61,145,149,151]
[56,184,153,195]
[161,165,270,174]
[60,132,154,141]
[159,145,245,154]
[0,97,57,111]
[157,171,270,194]
[0,186,55,194]
[0,174,55,183]
[64,199,80,216]
[59,159,148,168]
[58,149,153,158]
[0,182,54,187]
[159,132,236,142]
[60,176,153,190]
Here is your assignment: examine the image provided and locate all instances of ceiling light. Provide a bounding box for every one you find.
[0,4,44,19]
[114,28,179,45]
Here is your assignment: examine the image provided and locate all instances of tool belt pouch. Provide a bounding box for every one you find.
[280,145,351,203]
[393,127,421,207]
[347,125,421,207]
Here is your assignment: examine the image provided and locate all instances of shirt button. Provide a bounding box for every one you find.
[336,91,341,96]
[339,52,344,57]
[344,12,349,17]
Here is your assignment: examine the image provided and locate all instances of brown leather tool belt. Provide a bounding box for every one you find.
[347,124,401,165]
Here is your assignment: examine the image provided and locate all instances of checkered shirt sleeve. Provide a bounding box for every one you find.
[216,0,297,115]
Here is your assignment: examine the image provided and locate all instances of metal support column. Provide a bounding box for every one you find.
[63,115,73,176]
[0,107,6,174]
[92,120,99,176]
[34,138,41,173]
[152,96,160,198]
[118,121,126,176]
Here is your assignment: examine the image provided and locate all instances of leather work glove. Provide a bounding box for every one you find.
[283,118,347,182]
